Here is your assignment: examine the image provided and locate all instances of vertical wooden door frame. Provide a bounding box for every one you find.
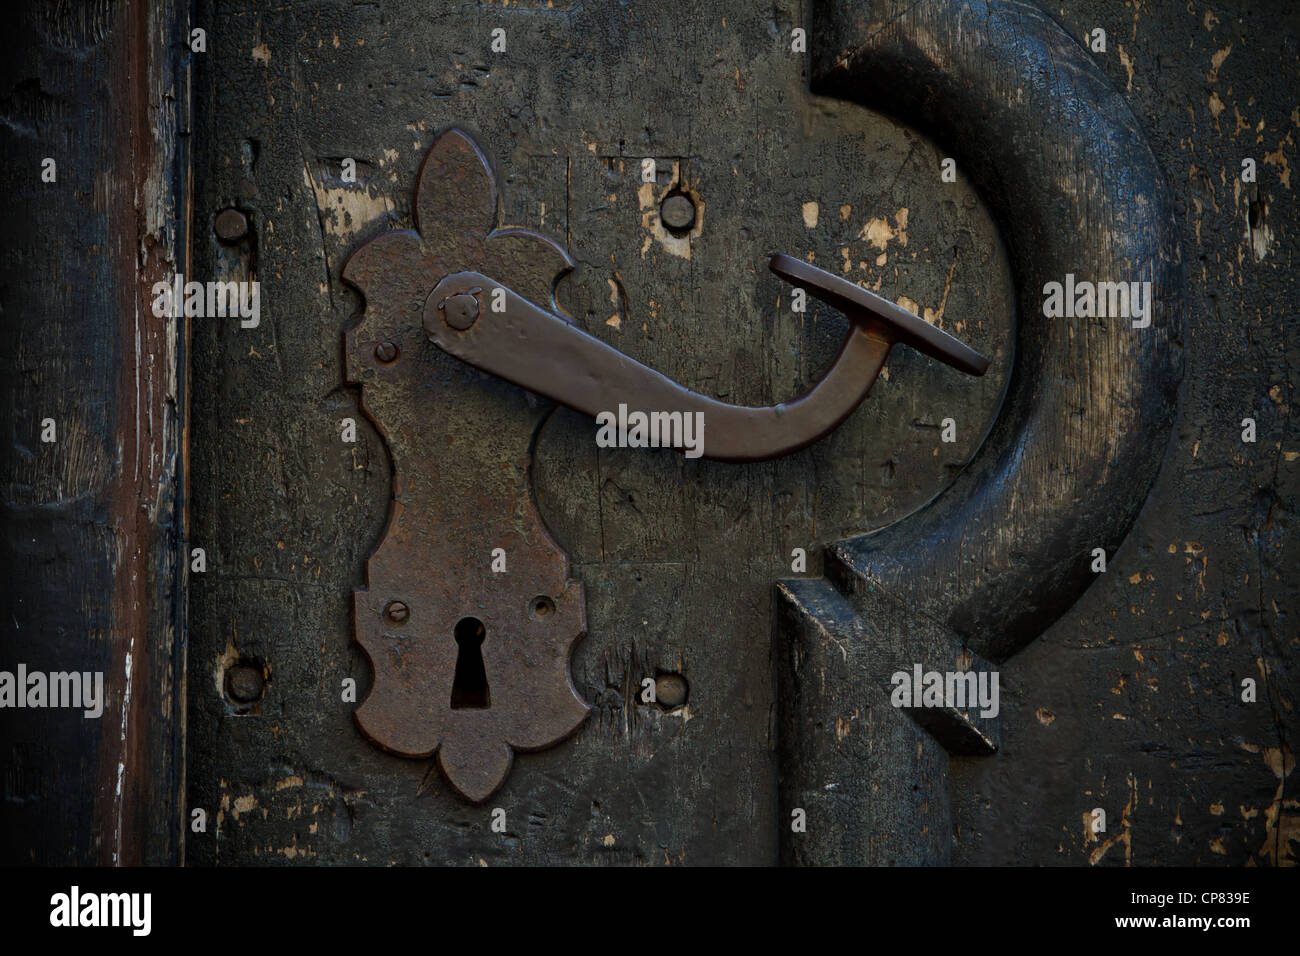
[0,0,192,865]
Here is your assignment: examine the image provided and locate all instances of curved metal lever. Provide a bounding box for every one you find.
[422,253,989,463]
[339,125,992,801]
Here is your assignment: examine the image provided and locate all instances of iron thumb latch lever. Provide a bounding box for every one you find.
[340,127,991,803]
[421,254,988,463]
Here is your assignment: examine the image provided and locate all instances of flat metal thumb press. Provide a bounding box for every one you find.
[341,128,988,800]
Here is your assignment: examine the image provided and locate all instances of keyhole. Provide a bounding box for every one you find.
[450,616,490,709]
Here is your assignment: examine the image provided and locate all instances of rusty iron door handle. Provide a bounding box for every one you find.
[422,255,987,462]
[341,127,989,801]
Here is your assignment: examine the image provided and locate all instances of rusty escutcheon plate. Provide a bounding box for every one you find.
[341,129,588,803]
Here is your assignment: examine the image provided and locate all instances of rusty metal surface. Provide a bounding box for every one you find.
[422,259,987,463]
[422,269,889,461]
[342,129,588,802]
[767,255,990,377]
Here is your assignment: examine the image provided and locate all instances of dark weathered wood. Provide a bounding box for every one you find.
[776,0,1183,864]
[181,0,1297,868]
[185,0,1009,865]
[1,0,1292,871]
[776,578,958,864]
[950,0,1299,868]
[0,0,190,865]
[814,0,1183,664]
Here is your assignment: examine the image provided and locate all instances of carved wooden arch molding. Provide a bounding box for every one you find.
[776,0,1184,864]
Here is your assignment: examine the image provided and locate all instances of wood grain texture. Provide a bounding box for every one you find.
[776,577,959,865]
[775,0,1184,865]
[951,0,1299,868]
[186,0,1009,865]
[813,0,1183,664]
[0,0,190,865]
[181,0,1297,867]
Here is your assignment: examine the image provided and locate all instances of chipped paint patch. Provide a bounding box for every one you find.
[637,162,703,260]
[1207,44,1231,83]
[1257,744,1298,865]
[802,201,819,228]
[1087,774,1137,865]
[252,43,271,65]
[278,836,316,859]
[835,711,857,739]
[303,163,396,241]
[1118,45,1135,90]
[922,259,958,327]
[605,274,628,329]
[862,208,909,250]
[1263,140,1291,190]
[1247,195,1274,261]
[891,259,955,330]
[215,634,240,699]
[606,277,620,328]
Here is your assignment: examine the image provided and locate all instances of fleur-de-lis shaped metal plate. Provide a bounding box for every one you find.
[341,128,588,802]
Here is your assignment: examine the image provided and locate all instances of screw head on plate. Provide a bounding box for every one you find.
[374,341,399,363]
[385,600,409,623]
[443,293,480,331]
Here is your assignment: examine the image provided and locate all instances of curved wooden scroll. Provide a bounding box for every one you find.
[777,0,1183,864]
[815,0,1183,662]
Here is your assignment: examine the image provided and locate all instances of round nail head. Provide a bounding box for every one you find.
[443,293,480,331]
[655,673,689,708]
[226,663,265,703]
[660,194,695,232]
[215,207,250,244]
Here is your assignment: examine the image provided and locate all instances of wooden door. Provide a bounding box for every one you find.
[3,0,1294,869]
[182,0,1014,865]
